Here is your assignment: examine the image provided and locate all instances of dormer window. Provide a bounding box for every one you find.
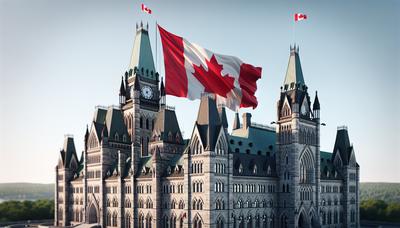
[253,165,258,174]
[123,134,127,142]
[238,164,243,174]
[114,133,119,141]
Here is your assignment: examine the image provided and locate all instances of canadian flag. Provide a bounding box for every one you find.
[158,25,262,111]
[141,3,152,14]
[294,13,307,21]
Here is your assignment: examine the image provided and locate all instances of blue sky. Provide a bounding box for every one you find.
[0,0,399,183]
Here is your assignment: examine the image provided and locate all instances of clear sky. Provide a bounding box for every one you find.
[0,0,399,183]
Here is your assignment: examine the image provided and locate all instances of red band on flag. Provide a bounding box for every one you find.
[158,25,188,97]
[239,63,262,108]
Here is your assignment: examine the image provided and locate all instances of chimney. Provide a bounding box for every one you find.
[242,113,252,129]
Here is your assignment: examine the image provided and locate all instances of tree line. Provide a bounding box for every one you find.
[360,199,400,222]
[0,199,53,222]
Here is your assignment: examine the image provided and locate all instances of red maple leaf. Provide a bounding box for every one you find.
[192,55,235,98]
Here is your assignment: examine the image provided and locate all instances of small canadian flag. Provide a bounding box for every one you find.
[294,13,307,21]
[141,3,152,14]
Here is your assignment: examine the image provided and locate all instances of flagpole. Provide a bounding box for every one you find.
[155,20,158,73]
[292,13,295,44]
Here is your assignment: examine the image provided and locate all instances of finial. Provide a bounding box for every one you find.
[136,23,138,30]
[146,22,149,30]
[140,21,143,28]
[297,45,299,53]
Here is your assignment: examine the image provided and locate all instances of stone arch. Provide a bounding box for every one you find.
[280,213,288,228]
[193,213,203,228]
[299,147,315,184]
[297,208,309,228]
[87,201,99,224]
[216,214,225,228]
[309,207,319,227]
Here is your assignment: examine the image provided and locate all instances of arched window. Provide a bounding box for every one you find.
[106,212,112,226]
[179,200,185,209]
[146,119,149,129]
[139,214,145,228]
[193,216,202,228]
[125,213,131,228]
[146,214,153,228]
[125,199,131,208]
[216,217,224,228]
[299,149,315,184]
[170,215,176,228]
[112,212,118,227]
[140,117,143,128]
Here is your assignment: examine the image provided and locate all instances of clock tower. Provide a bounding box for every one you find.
[119,22,160,157]
[276,45,321,227]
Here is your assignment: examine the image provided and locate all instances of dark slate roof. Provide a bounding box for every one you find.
[195,95,222,150]
[320,151,341,180]
[332,128,352,165]
[136,156,153,178]
[232,152,277,177]
[60,136,78,168]
[229,125,276,156]
[91,106,131,144]
[152,107,183,144]
[93,107,107,124]
[283,46,305,88]
[229,124,277,177]
[104,107,130,142]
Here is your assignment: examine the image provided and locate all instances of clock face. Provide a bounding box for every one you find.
[141,86,153,99]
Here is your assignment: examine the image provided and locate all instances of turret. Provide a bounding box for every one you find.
[160,78,166,107]
[313,91,320,119]
[232,112,240,130]
[119,77,126,105]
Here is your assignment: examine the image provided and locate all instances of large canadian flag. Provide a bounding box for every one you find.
[158,25,262,111]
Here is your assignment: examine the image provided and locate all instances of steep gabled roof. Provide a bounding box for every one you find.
[152,107,183,144]
[194,95,222,150]
[320,151,342,180]
[104,107,129,141]
[332,127,352,165]
[59,136,78,169]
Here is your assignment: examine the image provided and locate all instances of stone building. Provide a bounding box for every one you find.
[55,23,360,228]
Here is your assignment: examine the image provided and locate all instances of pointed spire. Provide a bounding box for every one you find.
[134,75,141,91]
[130,21,155,79]
[313,91,320,110]
[232,112,241,130]
[84,125,89,151]
[284,44,305,90]
[218,105,228,129]
[119,77,126,96]
[160,77,166,107]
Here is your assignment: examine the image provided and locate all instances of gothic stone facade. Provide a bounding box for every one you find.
[55,24,360,228]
